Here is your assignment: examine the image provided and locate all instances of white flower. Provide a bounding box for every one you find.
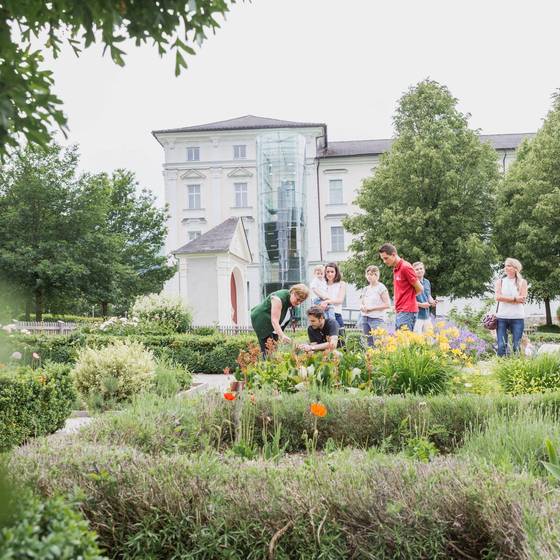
[306,364,315,376]
[347,387,359,394]
[464,382,473,388]
[351,367,361,380]
[299,366,308,379]
[11,351,22,360]
[20,329,31,335]
[294,382,306,391]
[32,352,40,360]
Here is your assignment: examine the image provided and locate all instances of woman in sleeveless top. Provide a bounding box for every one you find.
[325,262,346,329]
[495,257,528,356]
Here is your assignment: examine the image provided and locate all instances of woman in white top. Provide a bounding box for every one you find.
[360,265,391,347]
[325,262,346,329]
[495,257,528,356]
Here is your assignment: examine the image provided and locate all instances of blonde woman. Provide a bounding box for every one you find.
[495,258,528,356]
[360,265,390,346]
[250,283,310,357]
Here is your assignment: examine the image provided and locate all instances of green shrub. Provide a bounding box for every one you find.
[152,359,192,397]
[0,489,106,559]
[495,354,560,395]
[73,340,156,410]
[11,444,560,559]
[460,408,560,476]
[0,363,75,451]
[131,293,192,332]
[14,332,255,373]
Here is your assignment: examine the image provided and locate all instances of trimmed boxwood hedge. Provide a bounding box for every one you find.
[0,363,76,451]
[10,332,256,373]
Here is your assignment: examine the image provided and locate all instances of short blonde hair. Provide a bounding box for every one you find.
[366,265,380,275]
[290,283,310,300]
[313,264,325,273]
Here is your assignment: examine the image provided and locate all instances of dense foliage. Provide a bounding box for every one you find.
[0,490,106,559]
[0,145,174,318]
[0,362,75,451]
[495,91,560,325]
[73,340,156,410]
[0,0,235,157]
[343,79,500,297]
[11,440,560,559]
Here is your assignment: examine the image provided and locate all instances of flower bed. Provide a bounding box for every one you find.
[239,324,488,395]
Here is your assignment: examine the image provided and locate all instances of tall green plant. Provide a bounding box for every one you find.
[343,79,500,297]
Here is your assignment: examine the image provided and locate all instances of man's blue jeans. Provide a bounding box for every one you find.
[396,311,417,331]
[497,318,524,356]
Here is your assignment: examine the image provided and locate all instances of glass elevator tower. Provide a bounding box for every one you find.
[256,132,307,298]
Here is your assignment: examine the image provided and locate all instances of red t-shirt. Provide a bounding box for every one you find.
[393,258,419,312]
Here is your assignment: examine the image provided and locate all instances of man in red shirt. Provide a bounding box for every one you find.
[378,243,423,331]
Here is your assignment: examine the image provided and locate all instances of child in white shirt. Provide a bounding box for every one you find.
[310,265,335,320]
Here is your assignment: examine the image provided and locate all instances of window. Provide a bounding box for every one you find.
[331,226,345,252]
[329,179,343,204]
[233,145,247,160]
[187,184,201,209]
[234,182,248,208]
[186,147,200,161]
[188,231,201,241]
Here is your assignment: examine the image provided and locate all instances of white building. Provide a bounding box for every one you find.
[153,115,533,326]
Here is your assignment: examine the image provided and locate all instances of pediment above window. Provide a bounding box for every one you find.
[180,169,207,179]
[227,167,253,178]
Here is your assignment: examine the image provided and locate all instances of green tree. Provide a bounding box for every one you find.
[495,92,560,325]
[0,0,235,157]
[343,79,500,298]
[0,145,175,319]
[0,144,107,319]
[86,170,175,315]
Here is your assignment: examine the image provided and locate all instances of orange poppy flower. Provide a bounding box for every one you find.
[310,402,327,417]
[223,392,236,401]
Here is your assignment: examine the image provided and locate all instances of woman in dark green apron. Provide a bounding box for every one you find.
[250,283,309,357]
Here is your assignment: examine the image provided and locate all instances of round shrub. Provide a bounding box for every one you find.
[0,490,106,559]
[131,293,192,333]
[73,340,155,408]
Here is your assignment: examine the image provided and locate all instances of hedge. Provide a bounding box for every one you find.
[81,390,560,456]
[11,443,560,559]
[10,332,256,373]
[0,363,76,451]
[0,489,106,559]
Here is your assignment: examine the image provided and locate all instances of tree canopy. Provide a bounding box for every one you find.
[495,92,560,324]
[0,143,174,319]
[343,79,500,298]
[0,0,235,157]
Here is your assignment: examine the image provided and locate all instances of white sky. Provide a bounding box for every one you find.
[43,0,560,204]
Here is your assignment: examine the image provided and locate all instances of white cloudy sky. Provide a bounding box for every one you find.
[44,0,560,204]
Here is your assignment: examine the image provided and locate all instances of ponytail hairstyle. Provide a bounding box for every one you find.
[504,257,523,287]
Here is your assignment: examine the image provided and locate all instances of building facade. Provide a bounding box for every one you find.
[153,115,532,326]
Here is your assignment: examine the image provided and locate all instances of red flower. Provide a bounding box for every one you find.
[223,392,236,401]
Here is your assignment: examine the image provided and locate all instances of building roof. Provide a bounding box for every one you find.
[173,217,244,255]
[319,132,535,158]
[153,115,327,135]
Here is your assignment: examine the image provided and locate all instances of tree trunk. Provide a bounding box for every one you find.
[34,289,43,322]
[101,302,108,317]
[544,298,552,326]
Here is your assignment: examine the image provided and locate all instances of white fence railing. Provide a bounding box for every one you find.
[14,320,78,335]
